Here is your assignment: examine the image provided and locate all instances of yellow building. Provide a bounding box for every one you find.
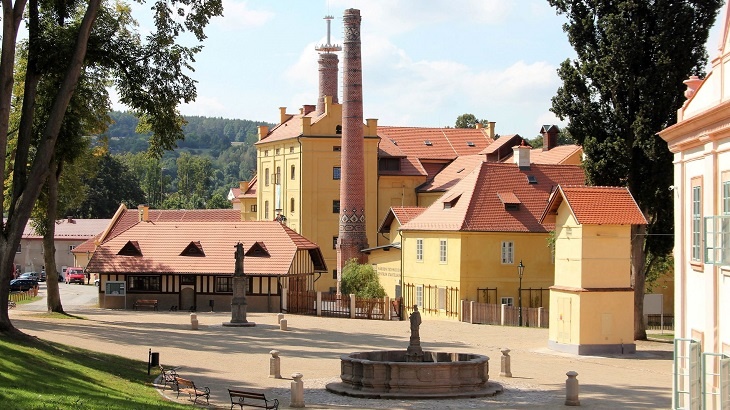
[542,186,647,355]
[390,147,584,320]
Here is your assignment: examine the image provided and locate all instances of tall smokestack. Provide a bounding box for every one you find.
[315,16,341,115]
[337,8,368,293]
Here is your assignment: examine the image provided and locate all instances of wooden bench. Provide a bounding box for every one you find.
[228,389,279,410]
[158,364,178,389]
[175,377,210,404]
[133,299,158,310]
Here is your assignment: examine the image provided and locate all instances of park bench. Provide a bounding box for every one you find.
[175,376,210,404]
[158,364,178,389]
[228,389,279,410]
[133,299,158,310]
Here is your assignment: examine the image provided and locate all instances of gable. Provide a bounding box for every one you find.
[117,241,142,256]
[180,241,205,257]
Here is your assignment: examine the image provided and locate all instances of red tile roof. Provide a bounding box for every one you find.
[255,113,307,144]
[418,155,485,193]
[401,163,585,232]
[530,145,583,165]
[71,234,101,254]
[480,134,520,155]
[378,207,426,233]
[378,126,493,160]
[87,220,326,276]
[241,176,257,198]
[541,186,647,225]
[22,218,111,240]
[102,207,242,242]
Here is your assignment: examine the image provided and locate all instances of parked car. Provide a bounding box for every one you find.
[39,270,46,282]
[18,272,40,281]
[65,267,85,284]
[10,278,38,292]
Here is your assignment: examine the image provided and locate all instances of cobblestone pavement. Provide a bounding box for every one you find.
[12,285,672,409]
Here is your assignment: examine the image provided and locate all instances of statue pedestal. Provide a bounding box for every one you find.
[222,289,256,327]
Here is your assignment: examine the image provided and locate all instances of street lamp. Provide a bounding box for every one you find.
[517,260,525,327]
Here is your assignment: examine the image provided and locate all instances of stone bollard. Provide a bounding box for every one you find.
[280,319,288,331]
[277,313,285,324]
[269,350,282,379]
[190,313,198,330]
[565,371,580,406]
[290,372,304,408]
[499,348,512,377]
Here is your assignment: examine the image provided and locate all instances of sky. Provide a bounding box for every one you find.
[121,0,728,140]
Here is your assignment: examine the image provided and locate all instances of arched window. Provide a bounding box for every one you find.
[290,165,295,180]
[264,168,270,186]
[276,166,281,185]
[264,201,269,219]
[290,198,295,213]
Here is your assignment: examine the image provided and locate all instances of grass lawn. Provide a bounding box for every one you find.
[0,331,189,409]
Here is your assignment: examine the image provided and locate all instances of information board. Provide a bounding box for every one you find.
[105,281,126,296]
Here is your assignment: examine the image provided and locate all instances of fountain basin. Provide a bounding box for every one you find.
[326,350,502,399]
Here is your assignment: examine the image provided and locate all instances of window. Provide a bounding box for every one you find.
[16,244,21,253]
[216,277,233,292]
[276,166,281,185]
[333,200,340,213]
[692,178,702,262]
[128,276,161,292]
[291,165,295,180]
[705,176,730,265]
[275,148,280,155]
[333,236,338,250]
[501,241,514,264]
[378,158,400,171]
[501,297,514,306]
[180,275,195,285]
[332,269,337,280]
[264,150,269,157]
[265,168,270,186]
[290,146,294,153]
[416,239,423,262]
[69,245,76,252]
[336,125,342,134]
[290,198,295,213]
[250,204,257,213]
[439,239,447,263]
[264,201,269,220]
[416,285,423,307]
[333,146,341,152]
[333,167,341,180]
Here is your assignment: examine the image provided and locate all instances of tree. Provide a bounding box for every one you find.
[548,0,722,339]
[70,152,146,218]
[341,259,386,299]
[454,113,486,129]
[0,0,222,333]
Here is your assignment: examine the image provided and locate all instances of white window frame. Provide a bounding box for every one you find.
[501,297,513,306]
[439,239,447,264]
[416,284,423,307]
[501,241,514,264]
[692,182,702,262]
[416,239,423,262]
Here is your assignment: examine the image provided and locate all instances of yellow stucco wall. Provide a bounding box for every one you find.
[376,176,424,246]
[581,225,632,288]
[370,250,402,297]
[578,291,634,345]
[553,206,582,288]
[417,192,444,208]
[240,198,257,221]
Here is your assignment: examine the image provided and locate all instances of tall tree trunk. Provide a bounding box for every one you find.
[632,224,648,340]
[45,159,64,313]
[0,0,101,333]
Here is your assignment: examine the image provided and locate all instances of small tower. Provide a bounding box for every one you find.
[315,16,341,115]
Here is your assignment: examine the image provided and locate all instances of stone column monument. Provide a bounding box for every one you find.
[223,242,256,327]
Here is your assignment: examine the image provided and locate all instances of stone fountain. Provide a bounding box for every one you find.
[326,306,502,399]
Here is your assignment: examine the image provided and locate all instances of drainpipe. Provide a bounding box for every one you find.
[399,229,404,320]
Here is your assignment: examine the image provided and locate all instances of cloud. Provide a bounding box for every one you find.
[216,0,274,30]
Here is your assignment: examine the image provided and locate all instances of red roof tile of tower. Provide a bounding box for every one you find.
[401,162,585,233]
[541,186,647,226]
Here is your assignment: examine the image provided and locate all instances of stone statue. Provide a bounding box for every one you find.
[223,242,255,327]
[234,242,244,277]
[407,305,423,360]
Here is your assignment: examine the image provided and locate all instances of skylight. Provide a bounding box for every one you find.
[467,141,475,147]
[527,175,538,184]
[424,140,433,146]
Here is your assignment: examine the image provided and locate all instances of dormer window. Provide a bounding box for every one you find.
[118,241,142,256]
[180,241,205,257]
[443,194,461,209]
[497,192,521,210]
[424,140,433,146]
[467,141,475,147]
[336,125,342,134]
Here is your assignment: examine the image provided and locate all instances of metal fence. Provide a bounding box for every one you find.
[646,314,674,331]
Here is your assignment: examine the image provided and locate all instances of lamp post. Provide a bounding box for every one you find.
[517,260,525,327]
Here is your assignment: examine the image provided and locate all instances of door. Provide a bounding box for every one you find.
[180,286,196,311]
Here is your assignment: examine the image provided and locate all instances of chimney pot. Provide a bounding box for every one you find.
[513,143,531,169]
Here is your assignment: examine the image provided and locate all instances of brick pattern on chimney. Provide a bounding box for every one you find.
[337,8,368,283]
[317,53,339,114]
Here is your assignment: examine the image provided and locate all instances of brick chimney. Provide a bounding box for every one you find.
[315,16,341,115]
[541,125,559,151]
[337,8,369,293]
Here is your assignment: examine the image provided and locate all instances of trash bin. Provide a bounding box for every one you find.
[148,349,160,374]
[209,299,214,312]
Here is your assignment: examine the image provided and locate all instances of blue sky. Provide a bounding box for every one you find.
[122,0,727,139]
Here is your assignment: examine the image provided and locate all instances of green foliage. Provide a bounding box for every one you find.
[0,334,189,409]
[646,252,674,293]
[549,0,722,259]
[340,259,386,298]
[454,113,486,129]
